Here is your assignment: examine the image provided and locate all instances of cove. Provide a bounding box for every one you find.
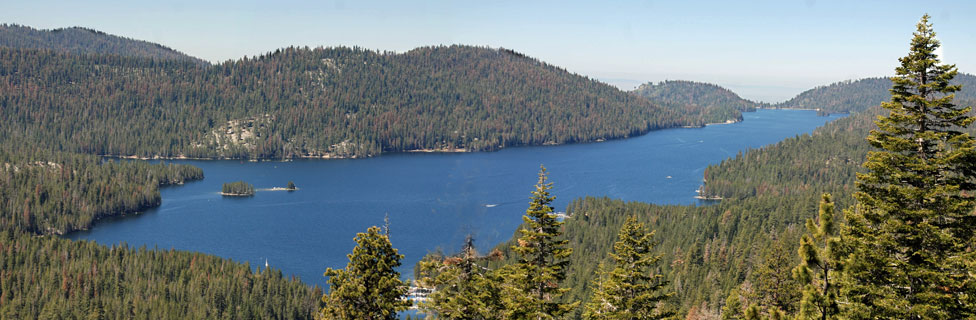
[67,109,845,289]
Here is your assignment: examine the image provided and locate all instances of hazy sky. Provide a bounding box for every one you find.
[2,0,974,102]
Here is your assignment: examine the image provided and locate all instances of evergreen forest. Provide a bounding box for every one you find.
[409,15,976,319]
[0,24,730,160]
[1,14,975,320]
[633,80,765,125]
[222,181,256,196]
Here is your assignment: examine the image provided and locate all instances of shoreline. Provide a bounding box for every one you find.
[694,195,724,200]
[219,192,254,197]
[703,119,740,126]
[761,106,822,111]
[759,106,850,116]
[97,109,830,162]
[406,148,469,153]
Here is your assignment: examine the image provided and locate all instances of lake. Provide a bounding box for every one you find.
[67,109,844,289]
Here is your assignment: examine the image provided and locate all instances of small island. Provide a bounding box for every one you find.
[221,181,255,196]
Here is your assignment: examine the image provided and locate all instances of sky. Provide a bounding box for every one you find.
[2,0,974,102]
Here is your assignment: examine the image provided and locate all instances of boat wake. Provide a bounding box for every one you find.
[257,187,298,192]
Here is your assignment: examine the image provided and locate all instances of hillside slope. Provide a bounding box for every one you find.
[487,76,976,317]
[634,80,765,125]
[0,231,321,319]
[0,24,205,64]
[0,42,704,159]
[0,144,321,318]
[773,74,976,113]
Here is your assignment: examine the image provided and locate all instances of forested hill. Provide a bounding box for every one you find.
[705,72,976,201]
[634,80,765,125]
[479,74,976,316]
[0,42,703,159]
[0,24,206,65]
[482,102,976,318]
[0,144,204,236]
[773,73,976,113]
[0,143,323,317]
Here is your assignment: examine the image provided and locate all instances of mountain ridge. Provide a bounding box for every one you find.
[633,80,766,125]
[0,23,207,65]
[772,74,976,113]
[0,43,697,159]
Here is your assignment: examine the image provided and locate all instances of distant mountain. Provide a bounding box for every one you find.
[772,78,889,114]
[773,73,976,114]
[486,73,976,317]
[0,24,206,64]
[634,80,765,125]
[1,38,702,159]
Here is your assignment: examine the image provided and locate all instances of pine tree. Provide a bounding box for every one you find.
[740,304,784,320]
[752,236,800,314]
[744,305,761,320]
[583,215,673,319]
[583,262,613,320]
[320,226,411,320]
[842,14,976,319]
[417,235,503,319]
[793,194,840,320]
[721,289,744,320]
[501,165,577,319]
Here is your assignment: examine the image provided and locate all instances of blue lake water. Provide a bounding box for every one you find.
[67,109,844,289]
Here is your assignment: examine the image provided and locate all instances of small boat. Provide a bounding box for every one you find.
[666,176,672,179]
[485,204,498,208]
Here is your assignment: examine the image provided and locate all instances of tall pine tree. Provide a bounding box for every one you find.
[842,14,976,319]
[752,236,800,314]
[583,215,673,320]
[721,289,745,320]
[320,226,411,320]
[501,165,577,319]
[793,194,840,320]
[417,235,504,319]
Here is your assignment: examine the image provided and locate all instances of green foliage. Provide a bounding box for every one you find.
[739,304,784,320]
[721,289,744,320]
[793,194,840,320]
[221,181,255,196]
[744,304,761,320]
[698,73,976,320]
[773,74,976,115]
[7,18,976,320]
[841,15,976,319]
[751,236,800,314]
[0,34,710,159]
[0,23,206,64]
[773,78,891,114]
[704,102,976,203]
[484,193,822,318]
[320,226,411,320]
[700,110,873,202]
[582,215,673,319]
[0,230,320,319]
[0,147,203,235]
[634,80,764,125]
[417,235,504,319]
[501,165,577,319]
[480,93,974,319]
